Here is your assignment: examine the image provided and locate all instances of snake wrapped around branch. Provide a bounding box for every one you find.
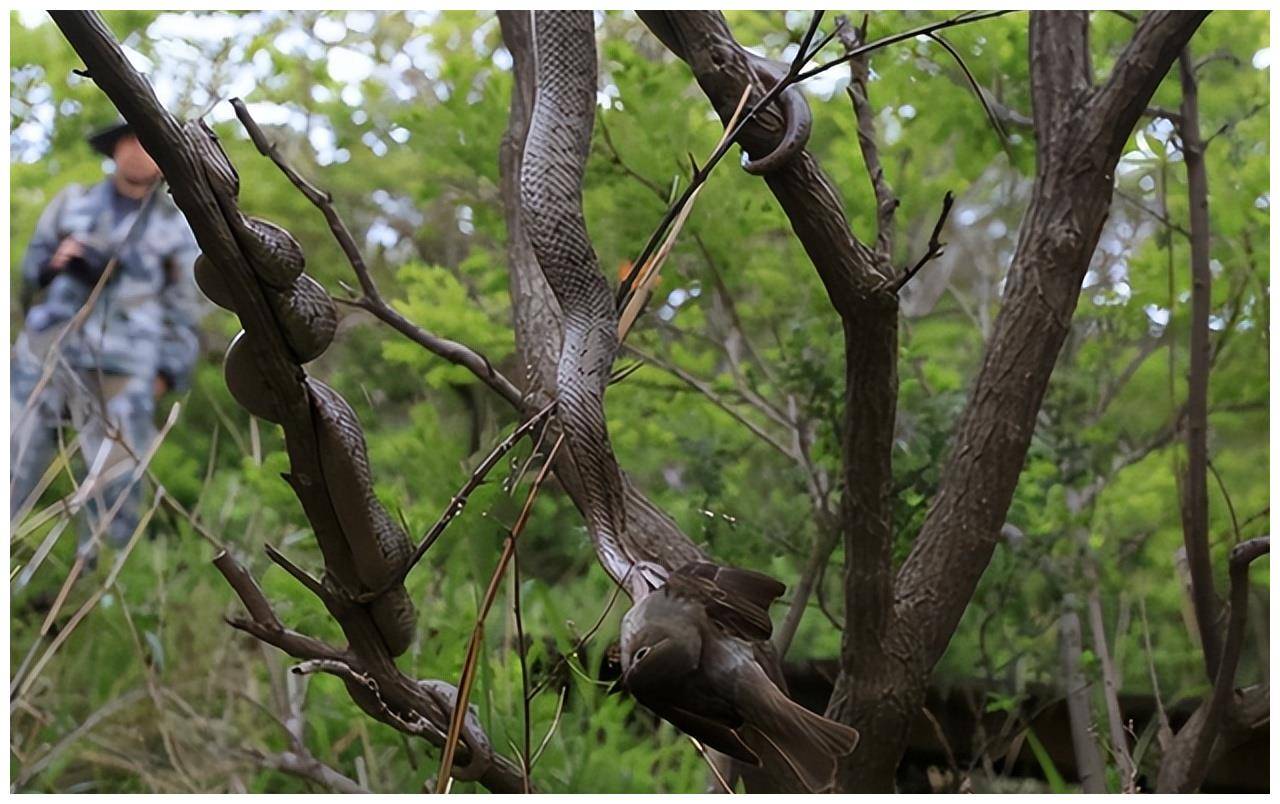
[188,120,418,657]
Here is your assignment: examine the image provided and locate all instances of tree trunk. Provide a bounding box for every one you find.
[641,10,1206,791]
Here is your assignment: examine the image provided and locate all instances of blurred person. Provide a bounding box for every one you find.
[11,119,203,566]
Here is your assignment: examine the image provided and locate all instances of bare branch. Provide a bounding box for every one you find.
[1176,47,1221,680]
[838,14,897,257]
[897,10,1206,672]
[794,11,1013,82]
[1157,537,1269,792]
[925,32,1011,152]
[230,98,524,410]
[245,748,370,794]
[773,523,840,657]
[373,399,557,596]
[895,191,956,292]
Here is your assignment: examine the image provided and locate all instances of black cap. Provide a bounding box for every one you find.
[86,119,133,157]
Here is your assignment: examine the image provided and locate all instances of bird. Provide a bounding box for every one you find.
[616,561,859,792]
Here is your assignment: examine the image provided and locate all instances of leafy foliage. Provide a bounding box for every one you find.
[9,10,1269,793]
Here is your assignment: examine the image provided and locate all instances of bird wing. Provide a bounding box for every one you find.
[666,561,785,643]
[642,695,760,767]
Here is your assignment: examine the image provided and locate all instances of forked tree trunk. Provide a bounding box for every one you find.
[639,11,1206,791]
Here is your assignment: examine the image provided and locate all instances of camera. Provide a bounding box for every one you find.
[64,239,113,287]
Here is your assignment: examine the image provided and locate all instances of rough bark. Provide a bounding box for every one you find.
[897,10,1209,672]
[642,10,1207,792]
[51,11,529,792]
[636,11,912,790]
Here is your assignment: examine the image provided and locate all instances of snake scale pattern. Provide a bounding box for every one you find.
[519,11,641,590]
[188,120,418,657]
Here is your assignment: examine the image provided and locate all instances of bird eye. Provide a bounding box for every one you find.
[633,646,650,663]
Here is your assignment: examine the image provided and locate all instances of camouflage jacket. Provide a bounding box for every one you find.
[17,179,204,390]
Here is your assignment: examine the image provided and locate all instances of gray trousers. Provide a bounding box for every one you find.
[10,332,157,557]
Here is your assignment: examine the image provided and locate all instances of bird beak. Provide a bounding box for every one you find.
[608,663,635,696]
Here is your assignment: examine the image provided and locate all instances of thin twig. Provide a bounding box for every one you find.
[512,543,532,793]
[618,11,844,306]
[1115,188,1193,239]
[622,345,799,461]
[689,737,735,793]
[794,10,1012,82]
[263,543,332,604]
[925,31,1012,154]
[230,97,523,409]
[527,686,568,769]
[597,112,667,200]
[526,571,631,702]
[1206,460,1242,544]
[840,14,897,257]
[363,399,557,600]
[895,191,955,291]
[617,85,752,339]
[436,435,565,790]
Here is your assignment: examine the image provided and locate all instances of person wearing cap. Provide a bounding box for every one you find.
[11,119,204,564]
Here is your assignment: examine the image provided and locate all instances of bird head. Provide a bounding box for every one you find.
[613,592,701,694]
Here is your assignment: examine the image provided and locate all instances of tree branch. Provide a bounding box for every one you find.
[894,191,955,292]
[895,10,1206,671]
[1157,537,1269,792]
[638,11,910,790]
[1090,12,1213,165]
[227,98,524,411]
[51,13,530,792]
[838,14,897,258]
[1057,611,1107,793]
[1175,46,1221,679]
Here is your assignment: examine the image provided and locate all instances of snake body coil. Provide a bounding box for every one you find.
[192,121,416,657]
[635,12,811,176]
[224,331,284,423]
[236,216,305,288]
[197,260,336,363]
[740,52,811,175]
[308,378,418,657]
[265,275,337,362]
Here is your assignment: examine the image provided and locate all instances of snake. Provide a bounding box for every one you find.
[198,260,336,363]
[637,11,812,176]
[738,52,811,175]
[188,120,418,657]
[520,11,642,592]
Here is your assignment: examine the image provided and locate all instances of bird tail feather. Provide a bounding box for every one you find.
[740,681,859,793]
